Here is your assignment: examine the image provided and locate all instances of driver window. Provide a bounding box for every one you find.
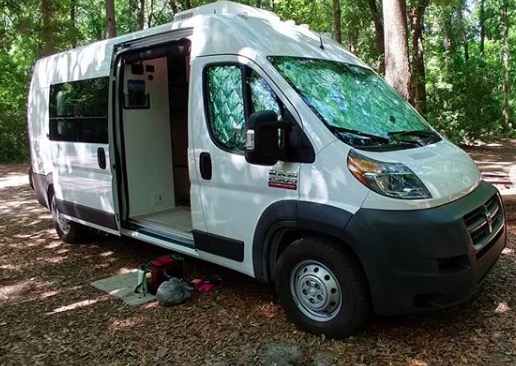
[205,65,284,152]
[247,71,282,120]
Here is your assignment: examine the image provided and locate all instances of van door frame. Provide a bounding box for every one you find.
[108,28,194,236]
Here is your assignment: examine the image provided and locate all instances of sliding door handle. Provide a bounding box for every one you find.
[199,152,212,180]
[97,147,106,170]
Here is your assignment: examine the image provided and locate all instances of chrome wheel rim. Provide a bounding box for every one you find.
[289,260,342,322]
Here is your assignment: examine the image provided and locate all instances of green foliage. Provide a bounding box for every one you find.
[423,1,515,143]
[0,0,514,163]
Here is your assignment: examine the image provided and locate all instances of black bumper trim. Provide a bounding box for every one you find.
[31,172,52,208]
[56,199,118,231]
[344,181,507,315]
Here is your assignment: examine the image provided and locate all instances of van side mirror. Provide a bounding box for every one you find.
[245,110,285,166]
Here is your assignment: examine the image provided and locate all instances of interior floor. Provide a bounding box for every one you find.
[132,207,193,234]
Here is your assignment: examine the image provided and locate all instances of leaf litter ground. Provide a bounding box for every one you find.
[1,151,516,365]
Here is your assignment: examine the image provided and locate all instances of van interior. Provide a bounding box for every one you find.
[118,40,192,238]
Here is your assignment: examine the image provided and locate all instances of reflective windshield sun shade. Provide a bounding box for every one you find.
[206,65,246,150]
[268,57,431,139]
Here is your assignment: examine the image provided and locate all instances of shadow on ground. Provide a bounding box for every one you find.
[1,162,516,365]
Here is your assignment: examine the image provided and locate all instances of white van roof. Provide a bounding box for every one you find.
[31,1,366,88]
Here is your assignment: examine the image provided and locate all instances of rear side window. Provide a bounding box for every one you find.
[49,77,109,143]
[205,65,282,152]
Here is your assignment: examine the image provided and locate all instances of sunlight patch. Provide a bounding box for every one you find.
[408,360,429,366]
[495,302,511,314]
[43,256,67,264]
[111,317,140,330]
[47,295,110,314]
[0,174,27,189]
[45,242,62,249]
[0,279,54,303]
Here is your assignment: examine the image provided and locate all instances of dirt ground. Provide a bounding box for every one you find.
[1,150,516,365]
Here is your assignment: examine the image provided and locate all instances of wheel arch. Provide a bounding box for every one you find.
[252,200,366,284]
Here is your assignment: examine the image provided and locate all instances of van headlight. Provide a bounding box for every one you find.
[347,150,432,199]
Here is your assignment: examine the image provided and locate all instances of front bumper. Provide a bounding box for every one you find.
[344,181,506,315]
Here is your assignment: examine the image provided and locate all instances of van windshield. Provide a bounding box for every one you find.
[268,56,439,148]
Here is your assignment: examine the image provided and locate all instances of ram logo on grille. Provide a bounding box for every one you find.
[483,204,493,234]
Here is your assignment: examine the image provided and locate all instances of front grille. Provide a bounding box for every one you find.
[463,194,504,258]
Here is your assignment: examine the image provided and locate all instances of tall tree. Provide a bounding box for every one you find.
[383,0,412,101]
[138,0,145,29]
[41,0,56,56]
[106,0,117,38]
[501,0,511,131]
[70,0,77,47]
[479,0,485,56]
[332,0,342,43]
[410,0,429,113]
[367,0,385,73]
[457,6,469,62]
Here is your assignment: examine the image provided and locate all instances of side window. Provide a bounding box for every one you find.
[206,66,245,151]
[248,70,282,119]
[205,65,283,152]
[49,77,109,143]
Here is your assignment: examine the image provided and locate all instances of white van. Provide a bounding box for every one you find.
[28,1,506,337]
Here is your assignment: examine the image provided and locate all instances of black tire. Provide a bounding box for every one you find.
[275,236,371,338]
[50,195,86,244]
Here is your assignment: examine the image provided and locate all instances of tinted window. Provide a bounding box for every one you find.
[49,77,109,143]
[205,65,282,152]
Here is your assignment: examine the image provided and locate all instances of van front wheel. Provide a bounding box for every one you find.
[275,236,371,338]
[51,196,85,244]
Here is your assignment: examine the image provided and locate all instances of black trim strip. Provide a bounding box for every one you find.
[56,199,118,230]
[193,230,244,262]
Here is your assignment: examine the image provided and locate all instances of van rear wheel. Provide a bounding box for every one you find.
[50,195,85,244]
[275,236,371,338]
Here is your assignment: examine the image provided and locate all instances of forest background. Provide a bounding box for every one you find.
[0,0,514,162]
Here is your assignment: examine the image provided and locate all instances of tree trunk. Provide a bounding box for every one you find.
[41,0,56,56]
[501,0,511,132]
[96,2,104,40]
[332,0,342,43]
[348,28,359,55]
[106,0,117,38]
[383,0,412,102]
[70,0,77,47]
[148,0,155,27]
[367,0,385,74]
[138,0,145,29]
[456,7,469,62]
[169,0,179,13]
[479,0,485,56]
[410,0,428,114]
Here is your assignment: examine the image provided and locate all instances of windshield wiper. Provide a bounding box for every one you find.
[388,130,440,146]
[329,126,390,144]
[388,130,439,140]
